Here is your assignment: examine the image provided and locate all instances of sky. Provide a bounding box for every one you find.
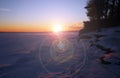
[0,0,88,32]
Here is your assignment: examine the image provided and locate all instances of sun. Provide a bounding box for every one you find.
[53,24,62,33]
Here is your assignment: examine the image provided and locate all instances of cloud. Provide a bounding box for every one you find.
[0,8,11,12]
[70,22,84,28]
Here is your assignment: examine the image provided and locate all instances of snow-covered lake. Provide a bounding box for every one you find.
[0,32,86,78]
[0,27,120,78]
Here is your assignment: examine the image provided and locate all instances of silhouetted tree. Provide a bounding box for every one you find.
[85,0,105,21]
[85,0,120,27]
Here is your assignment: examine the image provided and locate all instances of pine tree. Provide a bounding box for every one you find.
[85,0,120,27]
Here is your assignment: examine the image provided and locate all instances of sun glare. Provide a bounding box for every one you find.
[53,24,62,33]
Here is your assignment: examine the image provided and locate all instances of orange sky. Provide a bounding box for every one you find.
[0,0,88,32]
[0,23,83,32]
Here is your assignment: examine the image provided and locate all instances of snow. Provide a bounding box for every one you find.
[0,27,120,78]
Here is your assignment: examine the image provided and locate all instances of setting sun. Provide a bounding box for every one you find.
[53,24,63,33]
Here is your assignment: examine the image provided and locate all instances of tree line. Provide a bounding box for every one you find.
[84,0,120,30]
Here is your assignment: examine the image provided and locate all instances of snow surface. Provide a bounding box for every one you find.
[0,27,120,78]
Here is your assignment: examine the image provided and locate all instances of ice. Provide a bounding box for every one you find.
[0,27,120,78]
